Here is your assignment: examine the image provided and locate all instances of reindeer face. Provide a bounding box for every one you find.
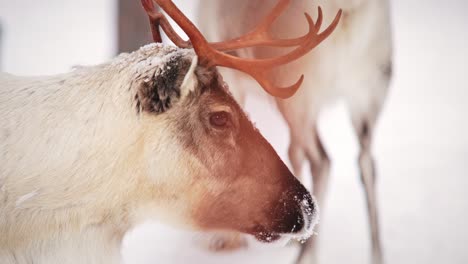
[134,49,317,242]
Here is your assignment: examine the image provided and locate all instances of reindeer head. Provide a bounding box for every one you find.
[131,0,341,242]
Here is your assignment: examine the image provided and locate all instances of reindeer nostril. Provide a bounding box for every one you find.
[289,186,317,233]
[272,194,307,234]
[290,211,305,233]
[297,192,316,229]
[269,178,318,236]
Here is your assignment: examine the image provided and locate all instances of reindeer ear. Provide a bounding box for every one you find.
[136,55,198,114]
[180,55,199,98]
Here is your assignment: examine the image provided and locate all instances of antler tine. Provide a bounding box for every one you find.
[255,71,305,99]
[315,6,324,33]
[152,0,212,56]
[141,0,191,48]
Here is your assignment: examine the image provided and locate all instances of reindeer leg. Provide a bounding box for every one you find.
[288,139,306,177]
[295,124,330,264]
[351,112,383,264]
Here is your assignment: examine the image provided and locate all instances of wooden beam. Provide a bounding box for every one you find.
[0,22,3,71]
[117,0,154,54]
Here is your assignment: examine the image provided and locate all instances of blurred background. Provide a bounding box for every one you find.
[1,0,467,263]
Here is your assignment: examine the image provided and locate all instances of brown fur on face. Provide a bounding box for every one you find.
[139,62,316,240]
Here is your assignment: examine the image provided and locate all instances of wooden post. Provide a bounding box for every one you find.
[0,21,3,71]
[117,0,154,54]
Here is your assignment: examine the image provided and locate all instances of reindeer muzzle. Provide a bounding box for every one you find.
[254,179,318,243]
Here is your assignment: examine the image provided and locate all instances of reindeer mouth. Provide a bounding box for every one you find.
[254,231,282,243]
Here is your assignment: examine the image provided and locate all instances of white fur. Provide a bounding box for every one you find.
[15,190,39,208]
[0,44,200,264]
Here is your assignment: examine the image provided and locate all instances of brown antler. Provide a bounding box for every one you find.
[141,0,190,48]
[141,0,342,99]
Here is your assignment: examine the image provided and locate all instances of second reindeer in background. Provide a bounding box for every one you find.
[198,0,393,263]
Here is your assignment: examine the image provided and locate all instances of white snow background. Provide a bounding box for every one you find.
[1,0,467,263]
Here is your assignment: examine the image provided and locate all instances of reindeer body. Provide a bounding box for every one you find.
[0,44,184,263]
[199,0,393,262]
[0,43,318,263]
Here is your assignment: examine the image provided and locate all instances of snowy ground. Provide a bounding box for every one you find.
[1,0,467,263]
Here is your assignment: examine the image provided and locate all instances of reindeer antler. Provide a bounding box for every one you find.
[141,0,342,99]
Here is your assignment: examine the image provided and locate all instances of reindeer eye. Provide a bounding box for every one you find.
[209,111,230,128]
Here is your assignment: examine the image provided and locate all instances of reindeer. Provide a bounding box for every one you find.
[198,0,393,263]
[0,0,340,263]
